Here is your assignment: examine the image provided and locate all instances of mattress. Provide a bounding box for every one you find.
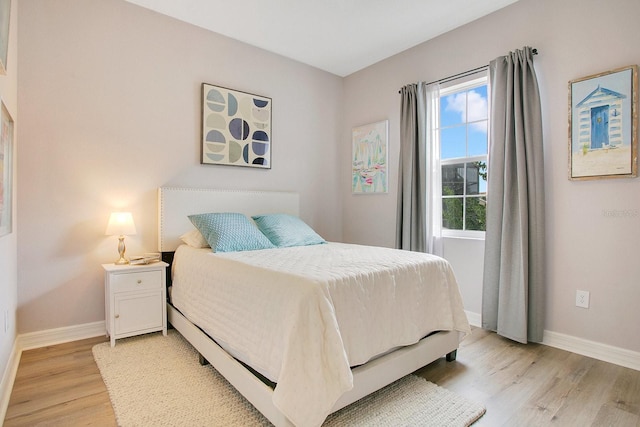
[171,242,470,427]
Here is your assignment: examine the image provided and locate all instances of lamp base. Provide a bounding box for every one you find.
[114,235,129,265]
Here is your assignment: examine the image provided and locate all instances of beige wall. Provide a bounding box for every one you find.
[17,0,343,333]
[13,0,640,358]
[342,0,640,353]
[0,0,18,388]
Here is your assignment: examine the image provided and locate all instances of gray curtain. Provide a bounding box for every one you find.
[396,83,427,252]
[482,47,545,344]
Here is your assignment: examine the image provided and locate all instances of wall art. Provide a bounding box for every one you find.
[352,120,388,193]
[0,0,10,75]
[202,83,271,169]
[0,99,13,237]
[569,65,638,180]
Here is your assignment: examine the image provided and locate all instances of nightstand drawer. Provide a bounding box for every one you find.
[111,270,162,292]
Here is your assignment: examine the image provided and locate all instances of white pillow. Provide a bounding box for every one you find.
[179,229,210,248]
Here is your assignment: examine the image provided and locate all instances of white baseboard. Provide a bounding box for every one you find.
[0,338,21,423]
[464,310,638,371]
[1,321,106,420]
[543,330,640,372]
[464,310,481,328]
[18,321,106,351]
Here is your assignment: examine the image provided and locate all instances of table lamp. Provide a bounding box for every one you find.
[105,212,137,265]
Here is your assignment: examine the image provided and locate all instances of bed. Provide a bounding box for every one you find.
[158,187,470,427]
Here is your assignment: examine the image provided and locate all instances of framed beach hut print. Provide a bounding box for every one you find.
[568,65,638,180]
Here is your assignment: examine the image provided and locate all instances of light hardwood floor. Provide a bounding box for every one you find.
[4,336,116,426]
[4,328,640,426]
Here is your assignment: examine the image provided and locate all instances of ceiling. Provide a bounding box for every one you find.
[125,0,519,77]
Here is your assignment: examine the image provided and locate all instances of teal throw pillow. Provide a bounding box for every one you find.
[188,212,275,253]
[252,214,326,248]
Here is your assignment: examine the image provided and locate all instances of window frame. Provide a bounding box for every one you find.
[436,74,489,239]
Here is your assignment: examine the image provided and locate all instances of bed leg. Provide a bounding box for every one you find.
[198,353,210,366]
[446,349,457,362]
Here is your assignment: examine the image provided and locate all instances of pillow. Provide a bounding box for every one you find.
[179,229,210,248]
[188,212,276,253]
[252,214,326,248]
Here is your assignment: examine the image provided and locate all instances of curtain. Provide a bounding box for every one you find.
[396,83,442,255]
[482,46,545,344]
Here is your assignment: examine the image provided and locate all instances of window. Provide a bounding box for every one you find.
[437,76,488,237]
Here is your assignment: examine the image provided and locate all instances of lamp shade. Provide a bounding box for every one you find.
[105,212,137,236]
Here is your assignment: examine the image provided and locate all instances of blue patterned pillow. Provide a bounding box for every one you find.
[252,214,326,248]
[188,212,275,253]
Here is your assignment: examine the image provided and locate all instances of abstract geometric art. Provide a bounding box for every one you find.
[202,83,271,169]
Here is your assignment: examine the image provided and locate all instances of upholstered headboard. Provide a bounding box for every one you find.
[157,187,300,252]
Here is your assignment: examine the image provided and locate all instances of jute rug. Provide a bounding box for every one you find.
[93,331,485,426]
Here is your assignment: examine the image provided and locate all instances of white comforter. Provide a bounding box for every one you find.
[171,243,470,427]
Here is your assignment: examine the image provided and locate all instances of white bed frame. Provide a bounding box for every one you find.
[158,187,461,427]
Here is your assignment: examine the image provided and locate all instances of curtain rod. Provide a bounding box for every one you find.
[399,48,538,93]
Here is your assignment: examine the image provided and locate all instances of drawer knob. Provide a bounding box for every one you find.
[137,279,142,284]
[115,314,120,319]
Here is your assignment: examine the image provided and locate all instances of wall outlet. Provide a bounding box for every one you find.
[576,290,590,309]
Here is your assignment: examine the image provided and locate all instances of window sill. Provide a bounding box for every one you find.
[441,233,485,241]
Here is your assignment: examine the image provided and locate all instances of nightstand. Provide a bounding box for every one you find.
[102,262,168,347]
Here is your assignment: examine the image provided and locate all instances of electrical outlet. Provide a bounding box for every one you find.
[576,290,590,309]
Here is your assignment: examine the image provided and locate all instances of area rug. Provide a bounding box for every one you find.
[93,331,485,426]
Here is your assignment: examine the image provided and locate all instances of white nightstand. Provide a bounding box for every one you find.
[102,261,168,347]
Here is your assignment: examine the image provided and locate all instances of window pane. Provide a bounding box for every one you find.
[440,92,466,127]
[442,163,465,196]
[468,121,488,156]
[440,127,466,159]
[465,197,486,231]
[443,197,464,230]
[465,163,479,195]
[465,161,487,195]
[467,86,488,122]
[478,161,488,193]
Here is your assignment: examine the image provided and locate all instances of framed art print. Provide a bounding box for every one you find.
[201,83,271,169]
[0,100,13,237]
[352,120,388,194]
[0,0,10,75]
[569,65,638,180]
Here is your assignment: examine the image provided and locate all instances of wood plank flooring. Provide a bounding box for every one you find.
[4,336,116,426]
[416,329,640,426]
[4,328,640,426]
